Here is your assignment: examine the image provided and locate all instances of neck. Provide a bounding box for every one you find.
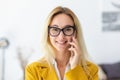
[55,50,71,66]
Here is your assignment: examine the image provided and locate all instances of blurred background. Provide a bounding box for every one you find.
[0,0,120,80]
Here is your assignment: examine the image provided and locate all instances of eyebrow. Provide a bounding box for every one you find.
[49,24,74,27]
[49,25,59,27]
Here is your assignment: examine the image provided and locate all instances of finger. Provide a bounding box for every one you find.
[69,42,77,49]
[68,46,77,53]
[72,36,78,44]
[69,42,80,55]
[72,37,80,48]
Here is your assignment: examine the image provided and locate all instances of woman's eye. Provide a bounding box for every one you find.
[67,28,71,31]
[65,28,72,31]
[53,28,59,31]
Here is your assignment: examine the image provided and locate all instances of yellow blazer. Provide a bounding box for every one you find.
[25,59,98,80]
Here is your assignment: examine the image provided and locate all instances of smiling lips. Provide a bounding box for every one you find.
[56,41,68,45]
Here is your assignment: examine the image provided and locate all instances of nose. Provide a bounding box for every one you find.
[58,31,65,39]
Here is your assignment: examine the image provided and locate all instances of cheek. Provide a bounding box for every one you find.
[67,37,72,42]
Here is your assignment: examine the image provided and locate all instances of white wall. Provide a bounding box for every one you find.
[0,51,2,80]
[0,0,120,80]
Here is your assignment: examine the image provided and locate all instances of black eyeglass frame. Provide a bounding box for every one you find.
[48,26,76,37]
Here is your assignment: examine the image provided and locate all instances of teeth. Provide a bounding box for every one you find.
[59,42,65,43]
[57,41,67,44]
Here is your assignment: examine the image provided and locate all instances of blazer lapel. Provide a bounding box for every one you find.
[39,61,58,80]
[46,66,58,80]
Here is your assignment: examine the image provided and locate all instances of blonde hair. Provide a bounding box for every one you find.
[40,6,92,79]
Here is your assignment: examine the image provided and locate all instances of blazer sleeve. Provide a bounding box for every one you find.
[65,64,99,80]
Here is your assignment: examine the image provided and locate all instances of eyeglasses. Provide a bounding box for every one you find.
[48,26,76,37]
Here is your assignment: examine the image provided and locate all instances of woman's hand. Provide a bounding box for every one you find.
[68,37,82,69]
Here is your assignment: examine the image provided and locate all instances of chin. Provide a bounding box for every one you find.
[56,48,66,52]
[55,46,68,52]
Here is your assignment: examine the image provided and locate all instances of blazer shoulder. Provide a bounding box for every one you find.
[87,61,98,70]
[86,61,98,75]
[26,58,49,70]
[25,58,51,80]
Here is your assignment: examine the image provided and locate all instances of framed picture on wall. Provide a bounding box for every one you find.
[102,0,120,31]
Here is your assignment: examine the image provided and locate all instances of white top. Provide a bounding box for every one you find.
[52,59,70,80]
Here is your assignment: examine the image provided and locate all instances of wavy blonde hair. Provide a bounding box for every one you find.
[40,6,92,79]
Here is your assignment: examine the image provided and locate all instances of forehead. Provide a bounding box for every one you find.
[50,13,74,27]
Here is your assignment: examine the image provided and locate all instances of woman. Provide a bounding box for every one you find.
[25,6,98,80]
